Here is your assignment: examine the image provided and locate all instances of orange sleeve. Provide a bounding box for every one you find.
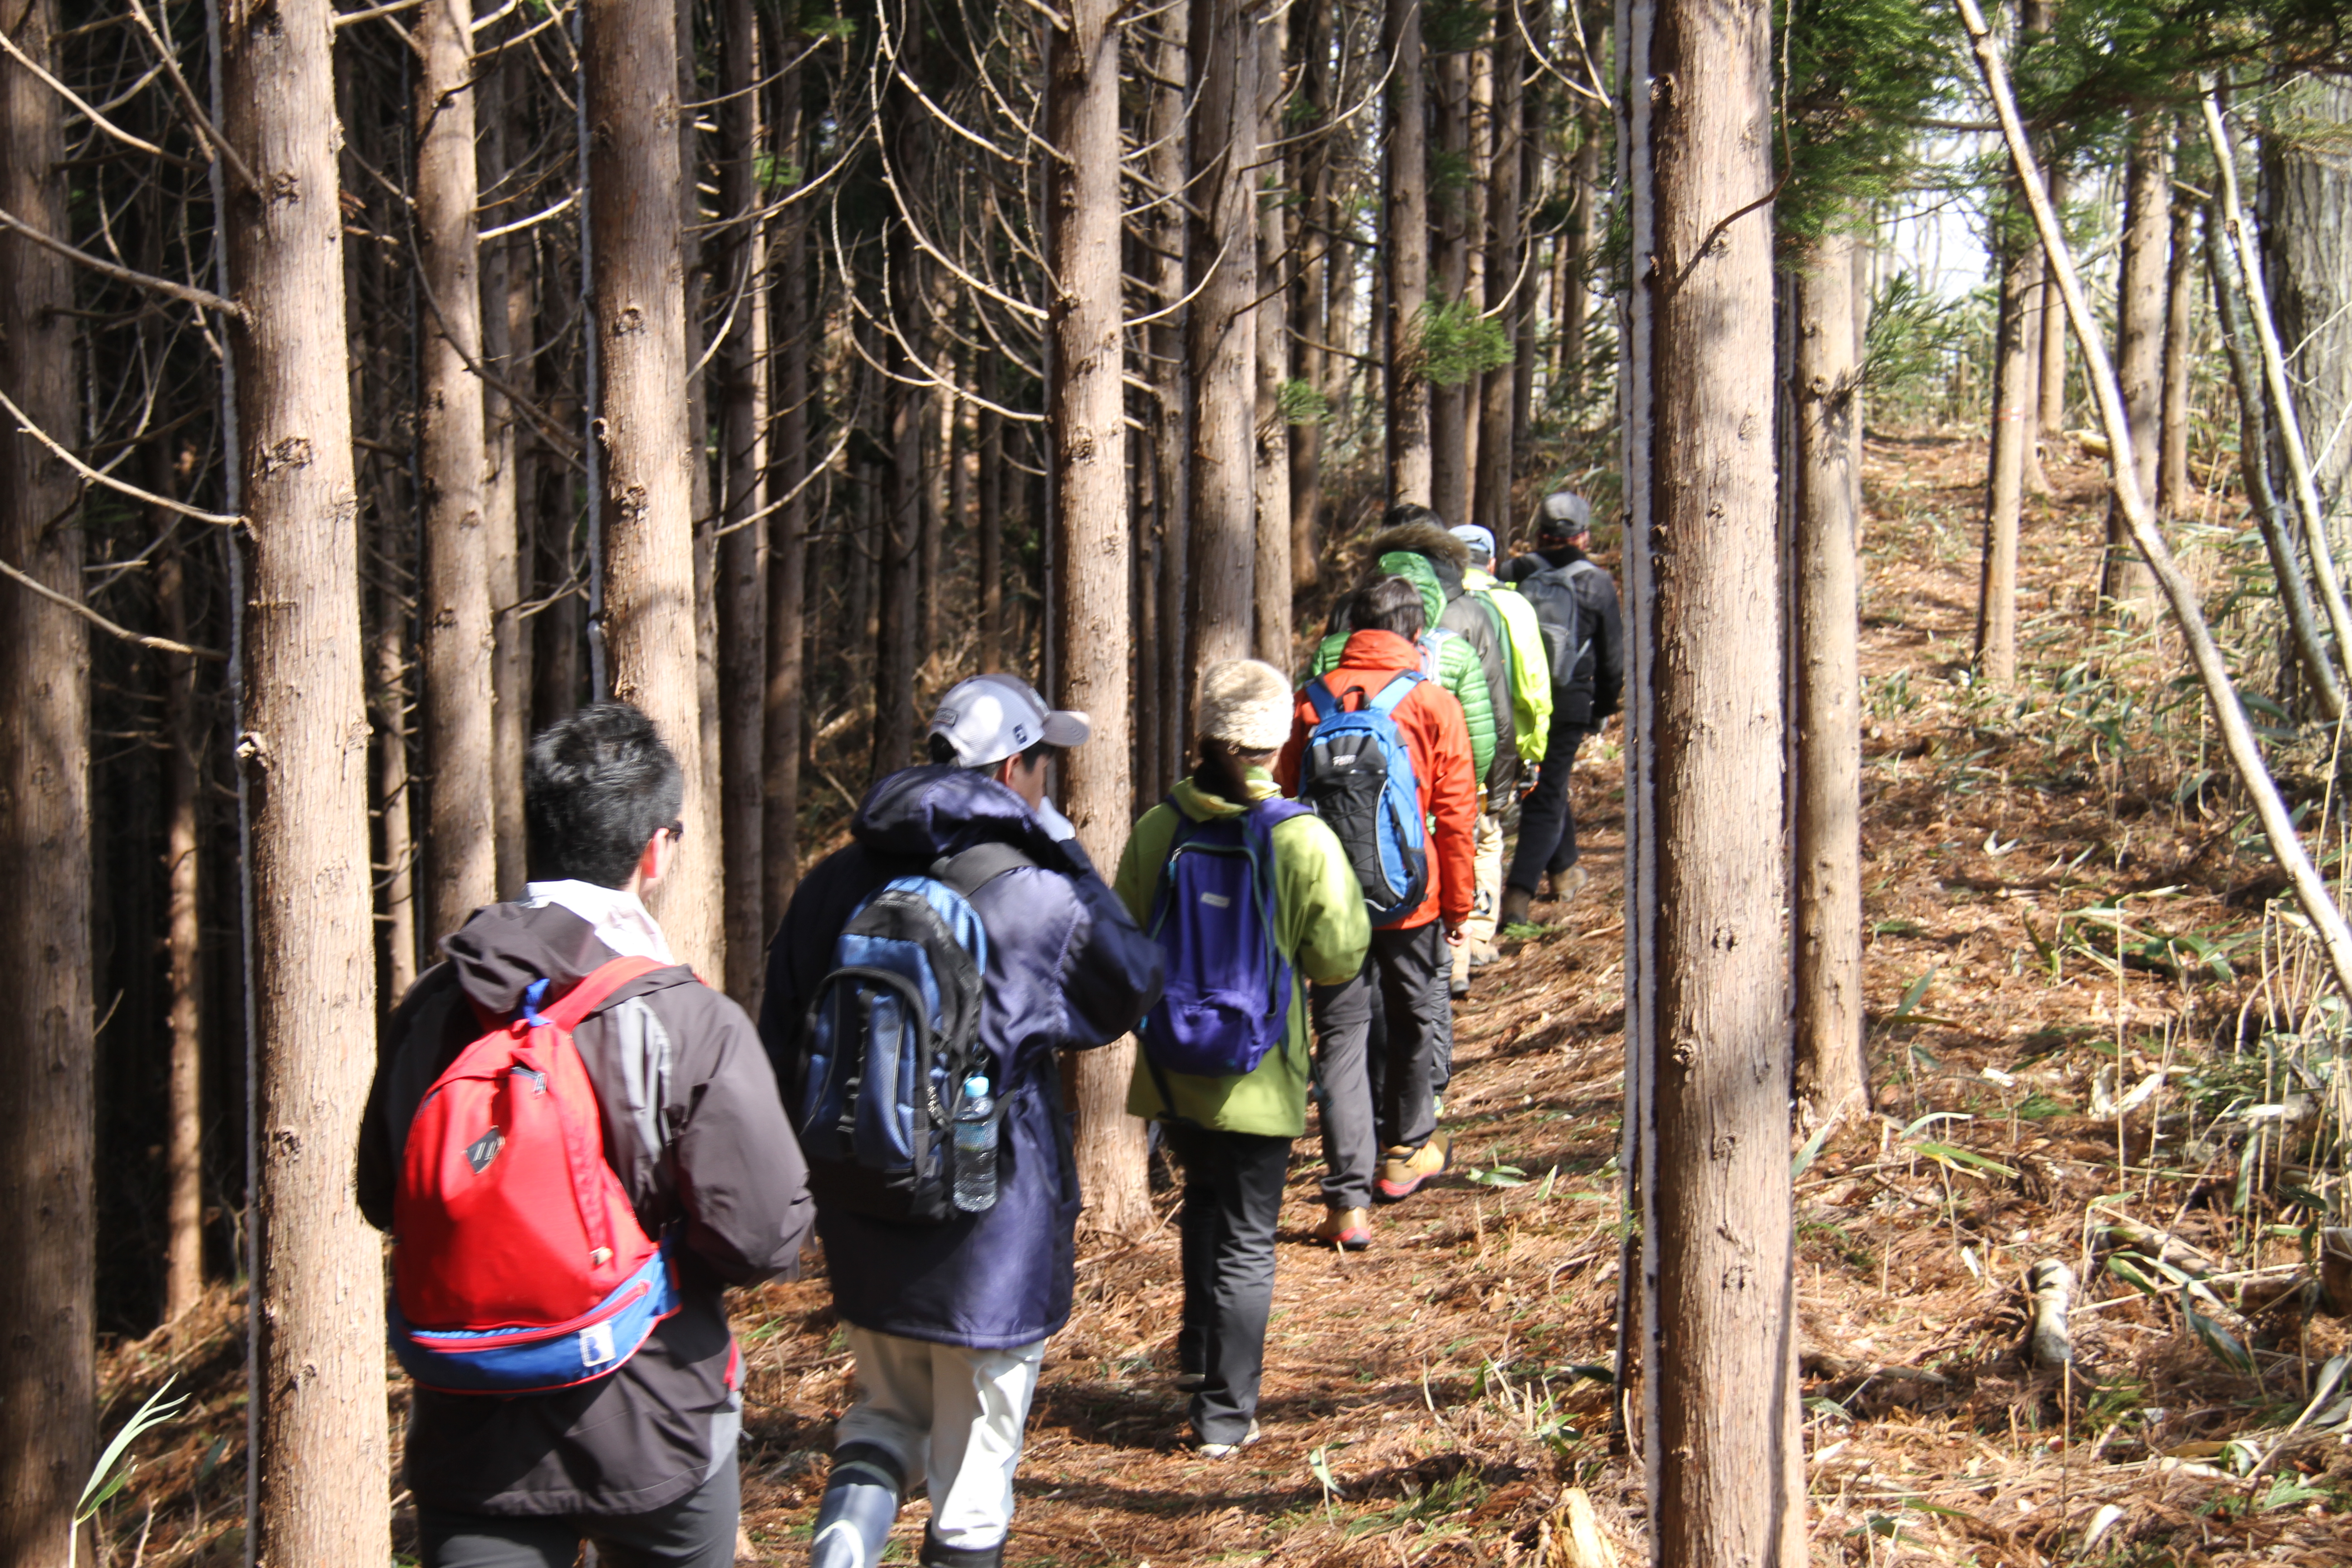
[1415,682,1479,926]
[1274,693,1313,795]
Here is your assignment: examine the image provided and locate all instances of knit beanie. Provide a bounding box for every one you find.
[1196,659,1294,752]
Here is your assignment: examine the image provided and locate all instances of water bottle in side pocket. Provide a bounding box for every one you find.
[951,1073,997,1213]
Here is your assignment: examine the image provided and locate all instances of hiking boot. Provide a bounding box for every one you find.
[1467,941,1502,968]
[1498,886,1534,928]
[1376,1134,1453,1202]
[1195,1418,1262,1459]
[1546,865,1589,904]
[1175,1370,1205,1392]
[1450,971,1470,1000]
[1312,1205,1372,1250]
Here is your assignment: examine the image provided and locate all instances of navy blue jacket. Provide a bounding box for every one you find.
[759,765,1163,1348]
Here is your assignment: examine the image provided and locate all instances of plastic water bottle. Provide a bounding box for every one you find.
[951,1073,997,1212]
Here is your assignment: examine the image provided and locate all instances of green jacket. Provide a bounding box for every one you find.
[1119,774,1371,1138]
[1465,564,1553,761]
[1311,550,1499,789]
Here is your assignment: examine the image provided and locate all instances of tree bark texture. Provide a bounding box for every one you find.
[373,562,419,999]
[483,54,533,897]
[2262,74,2352,533]
[763,58,809,932]
[1383,0,1431,504]
[221,0,394,1550]
[162,537,206,1321]
[2158,187,2197,519]
[873,6,929,783]
[1622,0,1804,1557]
[1475,6,1524,541]
[584,0,720,976]
[2104,111,2168,607]
[1288,3,1328,593]
[1048,0,1148,1234]
[1791,231,1867,1123]
[718,0,769,1005]
[0,0,95,1549]
[1430,46,1472,530]
[1253,16,1292,664]
[1148,17,1189,786]
[416,0,496,947]
[1976,212,2034,685]
[1186,0,1259,677]
[2036,162,2070,436]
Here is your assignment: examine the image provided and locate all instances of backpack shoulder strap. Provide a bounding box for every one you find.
[1305,677,1339,722]
[540,955,666,1034]
[1559,558,1600,584]
[931,841,1037,899]
[1367,670,1424,717]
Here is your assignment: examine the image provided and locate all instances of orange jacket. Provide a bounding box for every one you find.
[1276,628,1478,931]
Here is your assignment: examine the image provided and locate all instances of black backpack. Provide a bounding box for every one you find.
[794,843,1031,1223]
[1516,558,1600,692]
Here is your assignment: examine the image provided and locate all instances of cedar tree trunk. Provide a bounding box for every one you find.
[1383,0,1431,503]
[2104,111,2167,608]
[1186,0,1259,675]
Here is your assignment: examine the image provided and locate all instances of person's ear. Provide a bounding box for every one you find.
[637,831,666,890]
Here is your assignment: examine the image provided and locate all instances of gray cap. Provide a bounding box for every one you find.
[928,674,1091,768]
[1539,492,1592,538]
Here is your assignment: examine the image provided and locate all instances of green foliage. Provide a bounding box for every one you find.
[755,152,804,197]
[1418,296,1512,388]
[72,1380,186,1568]
[1277,378,1331,427]
[1423,0,1491,54]
[1862,273,1974,409]
[1774,0,1957,247]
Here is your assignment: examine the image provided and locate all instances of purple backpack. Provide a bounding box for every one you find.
[1141,795,1312,1080]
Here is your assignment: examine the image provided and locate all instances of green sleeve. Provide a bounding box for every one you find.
[1274,813,1372,985]
[1443,640,1497,785]
[1306,630,1346,681]
[1113,807,1176,926]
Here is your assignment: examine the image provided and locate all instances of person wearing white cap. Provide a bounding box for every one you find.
[760,673,1162,1568]
[1116,660,1369,1455]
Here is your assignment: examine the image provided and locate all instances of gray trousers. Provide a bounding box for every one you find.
[1310,921,1447,1209]
[417,1461,738,1568]
[1165,1122,1292,1445]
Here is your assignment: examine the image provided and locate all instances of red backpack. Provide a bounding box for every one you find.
[389,956,681,1393]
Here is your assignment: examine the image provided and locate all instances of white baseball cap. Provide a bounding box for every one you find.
[928,674,1092,769]
[1449,523,1495,562]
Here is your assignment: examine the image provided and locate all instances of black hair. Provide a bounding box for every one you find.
[1195,738,1276,805]
[524,702,685,888]
[1382,500,1444,532]
[1349,575,1426,641]
[927,733,1054,771]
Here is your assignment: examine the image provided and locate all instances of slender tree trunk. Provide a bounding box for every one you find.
[1561,113,1601,416]
[2036,162,2070,436]
[764,56,809,931]
[223,0,392,1548]
[978,398,1005,669]
[1254,13,1292,662]
[1288,2,1327,593]
[1475,5,1523,539]
[0,0,94,1547]
[1623,0,1803,1556]
[416,0,495,946]
[2209,201,2344,718]
[584,0,720,975]
[2262,74,2352,536]
[2158,175,2197,519]
[1430,46,1472,527]
[718,0,769,1004]
[1187,0,1259,675]
[1976,209,2034,684]
[874,7,929,781]
[2103,110,2168,608]
[1383,0,1431,502]
[1792,230,1867,1123]
[373,572,419,998]
[1148,17,1189,779]
[161,530,207,1322]
[482,53,532,896]
[1048,0,1147,1233]
[682,0,721,917]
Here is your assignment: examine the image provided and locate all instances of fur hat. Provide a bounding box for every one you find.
[1196,659,1294,752]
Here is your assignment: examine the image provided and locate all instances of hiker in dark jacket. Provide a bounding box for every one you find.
[760,674,1163,1568]
[1499,492,1626,922]
[359,701,813,1568]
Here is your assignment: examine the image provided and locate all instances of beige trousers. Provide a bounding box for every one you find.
[1452,812,1505,985]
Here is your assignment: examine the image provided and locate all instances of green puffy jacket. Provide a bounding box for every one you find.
[1465,564,1553,762]
[1119,774,1371,1138]
[1309,550,1499,790]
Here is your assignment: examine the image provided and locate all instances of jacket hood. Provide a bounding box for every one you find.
[851,763,1063,863]
[1374,549,1450,630]
[1171,769,1279,822]
[440,902,622,1017]
[1368,519,1470,568]
[1328,627,1422,676]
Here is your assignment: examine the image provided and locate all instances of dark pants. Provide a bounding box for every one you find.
[417,1461,740,1568]
[1310,921,1447,1210]
[1164,1122,1291,1445]
[1508,718,1594,894]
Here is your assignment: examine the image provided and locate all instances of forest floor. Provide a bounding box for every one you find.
[96,434,2352,1566]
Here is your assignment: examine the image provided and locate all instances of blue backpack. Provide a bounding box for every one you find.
[794,843,1031,1224]
[1298,672,1429,925]
[1141,796,1312,1081]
